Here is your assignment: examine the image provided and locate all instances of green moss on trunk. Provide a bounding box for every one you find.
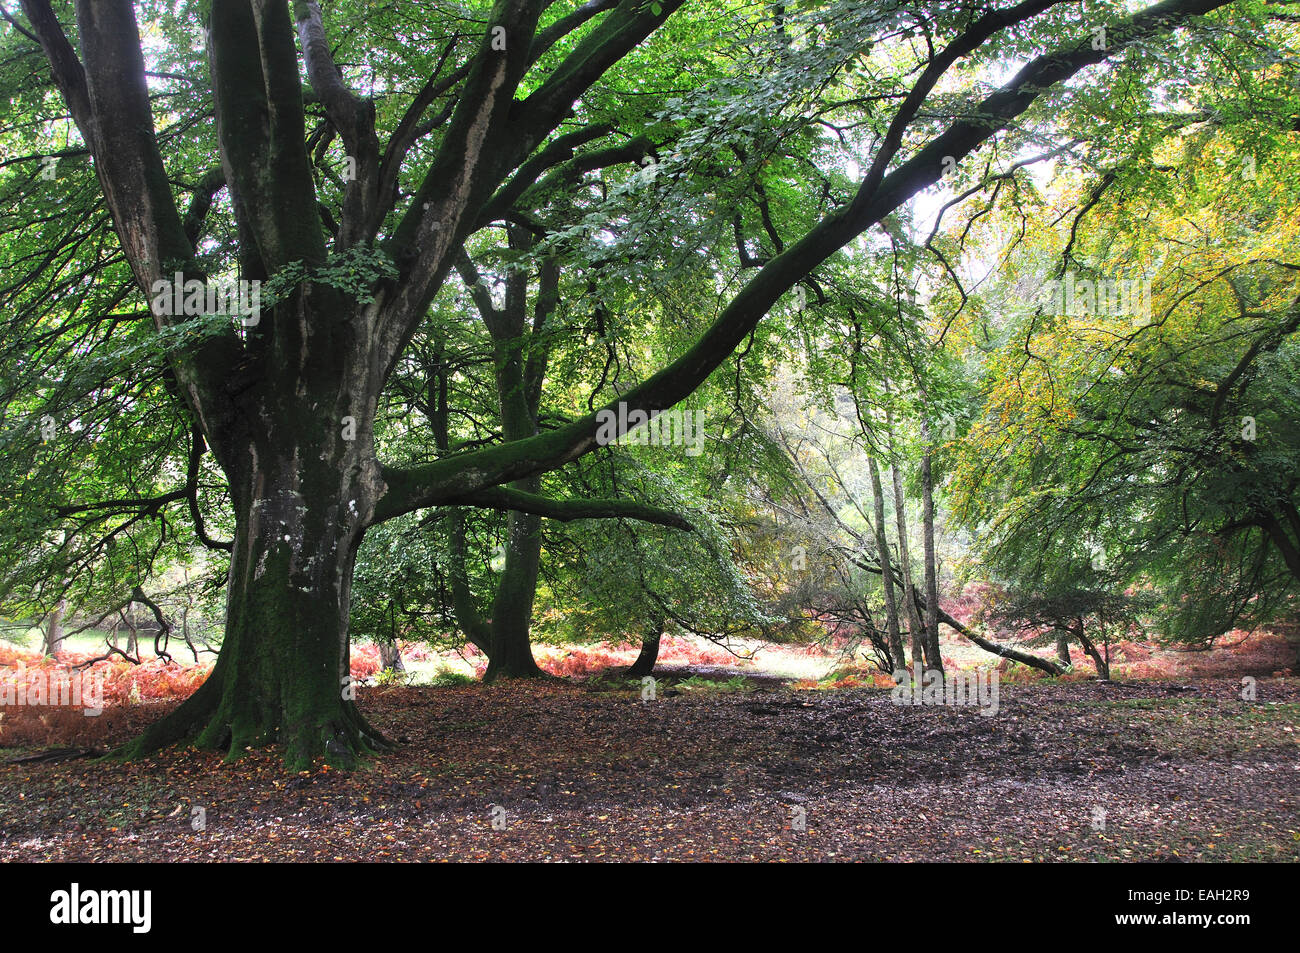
[119,435,388,768]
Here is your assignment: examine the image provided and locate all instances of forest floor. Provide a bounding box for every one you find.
[1,672,1297,861]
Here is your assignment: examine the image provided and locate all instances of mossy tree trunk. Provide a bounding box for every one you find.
[484,503,546,680]
[125,369,390,767]
[447,234,557,681]
[480,259,553,678]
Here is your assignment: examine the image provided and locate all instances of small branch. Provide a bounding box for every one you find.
[131,585,174,664]
[73,640,140,669]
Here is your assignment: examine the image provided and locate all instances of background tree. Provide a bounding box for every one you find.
[949,60,1300,663]
[990,583,1158,679]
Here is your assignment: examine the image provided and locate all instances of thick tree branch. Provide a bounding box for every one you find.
[211,0,326,271]
[930,597,1065,676]
[377,38,462,223]
[1209,292,1300,427]
[378,0,548,371]
[450,486,694,531]
[377,0,682,381]
[513,0,684,152]
[53,0,196,296]
[859,0,1069,201]
[531,0,622,57]
[17,1,93,141]
[293,0,381,246]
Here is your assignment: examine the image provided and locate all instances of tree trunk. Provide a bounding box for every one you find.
[446,486,547,684]
[122,409,389,768]
[1055,632,1072,667]
[933,601,1065,676]
[437,247,555,683]
[473,341,547,682]
[125,606,138,657]
[443,501,544,681]
[467,244,554,682]
[42,599,66,656]
[483,494,545,681]
[917,425,944,676]
[886,421,926,670]
[180,603,200,664]
[626,617,664,678]
[378,639,405,673]
[866,454,906,671]
[1076,622,1109,680]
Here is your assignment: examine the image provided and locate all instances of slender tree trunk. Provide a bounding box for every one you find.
[883,388,924,672]
[376,603,405,672]
[42,599,66,656]
[125,606,137,657]
[887,440,925,669]
[1076,621,1109,680]
[867,454,906,671]
[935,601,1065,675]
[180,601,200,664]
[918,424,944,676]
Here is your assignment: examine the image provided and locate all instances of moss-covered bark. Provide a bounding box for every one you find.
[451,238,552,682]
[121,304,390,767]
[121,449,388,767]
[122,494,387,767]
[482,502,545,681]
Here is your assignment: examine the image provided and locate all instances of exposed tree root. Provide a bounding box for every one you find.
[114,672,390,770]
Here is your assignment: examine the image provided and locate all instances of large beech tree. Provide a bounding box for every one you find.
[8,0,1238,765]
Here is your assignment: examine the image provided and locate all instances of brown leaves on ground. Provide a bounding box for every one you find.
[1,675,1297,861]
